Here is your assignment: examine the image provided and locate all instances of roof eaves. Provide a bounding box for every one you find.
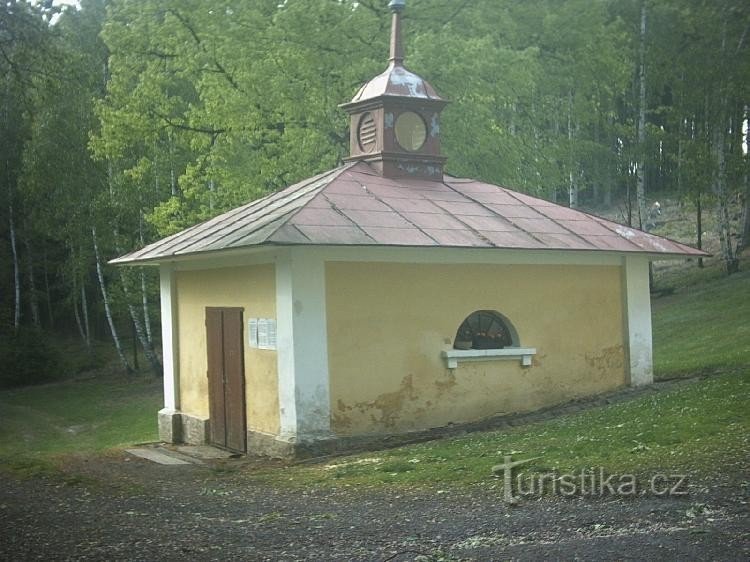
[110,164,353,265]
[444,174,706,257]
[142,166,347,259]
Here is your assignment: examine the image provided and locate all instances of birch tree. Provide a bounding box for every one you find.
[635,0,648,229]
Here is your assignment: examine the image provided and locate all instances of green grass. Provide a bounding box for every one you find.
[259,369,748,489]
[0,373,161,475]
[653,268,750,377]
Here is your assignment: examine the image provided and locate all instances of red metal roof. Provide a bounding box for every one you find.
[112,161,706,264]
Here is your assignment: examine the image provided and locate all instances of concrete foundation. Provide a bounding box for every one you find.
[158,408,182,443]
[246,431,296,459]
[157,409,209,446]
[181,413,210,445]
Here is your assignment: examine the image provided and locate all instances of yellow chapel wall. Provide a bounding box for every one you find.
[175,264,279,435]
[326,262,626,436]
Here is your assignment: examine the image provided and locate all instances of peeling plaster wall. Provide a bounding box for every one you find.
[176,264,279,435]
[326,262,626,436]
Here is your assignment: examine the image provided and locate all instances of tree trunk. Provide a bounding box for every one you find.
[23,235,40,328]
[153,139,160,196]
[71,275,87,346]
[711,11,739,274]
[737,104,749,254]
[92,226,133,374]
[696,193,704,268]
[69,243,91,348]
[713,123,739,274]
[43,248,53,328]
[635,0,648,229]
[676,137,683,195]
[115,225,161,376]
[567,90,578,208]
[138,215,153,344]
[131,320,139,371]
[169,131,178,197]
[141,270,153,345]
[625,178,633,227]
[740,168,750,255]
[8,195,20,331]
[120,273,162,376]
[81,278,91,348]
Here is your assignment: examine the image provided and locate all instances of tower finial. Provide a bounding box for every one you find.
[388,0,405,65]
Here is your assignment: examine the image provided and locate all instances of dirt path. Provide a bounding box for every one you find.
[1,452,747,561]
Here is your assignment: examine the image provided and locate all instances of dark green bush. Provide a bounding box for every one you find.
[0,329,61,388]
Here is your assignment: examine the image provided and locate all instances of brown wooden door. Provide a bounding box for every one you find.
[205,307,246,452]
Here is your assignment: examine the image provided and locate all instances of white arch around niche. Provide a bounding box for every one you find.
[444,309,535,369]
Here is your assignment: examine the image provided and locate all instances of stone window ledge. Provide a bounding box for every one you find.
[442,347,537,369]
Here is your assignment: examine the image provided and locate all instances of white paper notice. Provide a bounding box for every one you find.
[249,318,277,350]
[248,318,258,347]
[257,318,269,349]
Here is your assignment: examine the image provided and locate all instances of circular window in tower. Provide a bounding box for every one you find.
[395,111,427,152]
[357,112,377,153]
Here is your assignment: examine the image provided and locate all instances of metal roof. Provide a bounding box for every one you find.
[345,62,445,106]
[111,161,706,264]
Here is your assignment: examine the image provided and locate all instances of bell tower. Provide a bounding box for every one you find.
[340,0,448,180]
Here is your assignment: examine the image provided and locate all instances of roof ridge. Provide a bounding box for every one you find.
[190,163,356,252]
[113,164,351,263]
[448,177,696,253]
[255,163,359,244]
[161,165,351,256]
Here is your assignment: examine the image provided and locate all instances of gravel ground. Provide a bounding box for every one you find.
[0,451,748,561]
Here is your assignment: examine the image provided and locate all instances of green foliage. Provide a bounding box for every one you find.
[0,328,61,388]
[90,0,641,231]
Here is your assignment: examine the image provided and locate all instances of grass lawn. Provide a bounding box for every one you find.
[0,262,747,488]
[0,373,161,475]
[652,268,750,377]
[262,368,748,489]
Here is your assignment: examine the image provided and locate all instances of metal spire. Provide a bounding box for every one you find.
[388,0,405,65]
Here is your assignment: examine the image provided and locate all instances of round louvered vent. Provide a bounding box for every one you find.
[357,112,377,152]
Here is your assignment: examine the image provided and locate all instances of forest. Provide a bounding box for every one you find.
[1,0,748,382]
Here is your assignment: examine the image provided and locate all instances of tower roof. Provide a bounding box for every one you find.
[346,62,445,105]
[342,0,444,108]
